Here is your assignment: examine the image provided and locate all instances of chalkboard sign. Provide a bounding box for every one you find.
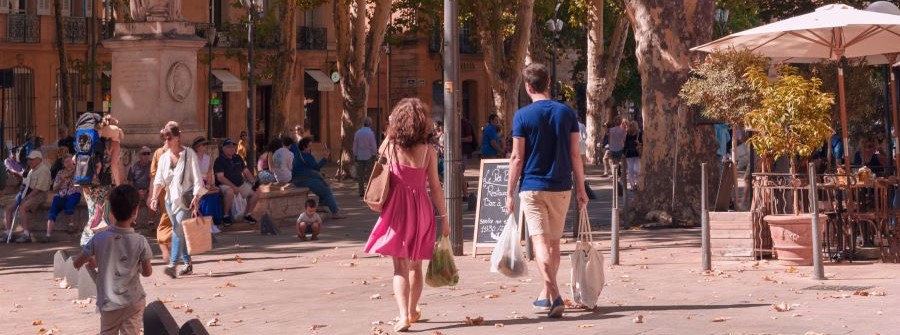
[472,159,512,256]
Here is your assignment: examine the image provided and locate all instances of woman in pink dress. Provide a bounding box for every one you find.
[364,98,450,332]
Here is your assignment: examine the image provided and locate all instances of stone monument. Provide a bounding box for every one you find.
[103,0,205,147]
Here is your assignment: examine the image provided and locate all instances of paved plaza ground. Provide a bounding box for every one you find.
[1,165,898,334]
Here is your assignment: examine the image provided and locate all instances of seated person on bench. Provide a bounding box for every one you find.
[3,151,52,243]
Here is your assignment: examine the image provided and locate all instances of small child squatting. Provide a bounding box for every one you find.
[74,185,153,335]
[296,198,323,241]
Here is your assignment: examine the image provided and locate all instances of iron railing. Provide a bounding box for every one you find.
[297,26,326,50]
[6,13,41,43]
[62,17,87,43]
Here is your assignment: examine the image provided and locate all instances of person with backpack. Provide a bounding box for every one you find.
[74,112,123,247]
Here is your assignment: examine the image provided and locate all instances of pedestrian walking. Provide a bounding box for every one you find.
[504,63,588,319]
[149,123,207,279]
[624,121,642,190]
[74,184,152,335]
[353,117,378,197]
[364,98,449,332]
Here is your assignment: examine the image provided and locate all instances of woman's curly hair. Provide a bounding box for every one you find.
[388,98,432,149]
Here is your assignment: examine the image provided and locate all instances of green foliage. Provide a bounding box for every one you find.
[744,65,835,162]
[804,61,882,141]
[680,49,768,126]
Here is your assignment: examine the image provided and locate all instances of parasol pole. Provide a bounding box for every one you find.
[834,29,851,174]
[887,53,900,175]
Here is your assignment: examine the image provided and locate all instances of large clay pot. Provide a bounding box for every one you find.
[763,214,826,266]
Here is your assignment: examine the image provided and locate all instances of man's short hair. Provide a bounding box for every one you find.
[109,184,140,223]
[488,114,498,123]
[523,63,550,93]
[363,117,372,127]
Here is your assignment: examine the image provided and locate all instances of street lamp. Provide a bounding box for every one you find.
[546,1,564,100]
[714,8,730,38]
[239,0,257,170]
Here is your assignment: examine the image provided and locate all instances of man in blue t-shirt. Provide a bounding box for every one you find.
[481,114,504,158]
[504,63,587,319]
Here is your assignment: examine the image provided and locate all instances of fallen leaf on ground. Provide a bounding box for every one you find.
[494,323,504,327]
[785,266,798,273]
[351,253,358,259]
[854,290,869,296]
[578,323,595,328]
[232,319,243,323]
[185,308,193,314]
[633,315,644,323]
[482,294,499,299]
[206,318,220,327]
[772,302,791,312]
[234,255,243,263]
[371,321,384,325]
[792,314,802,317]
[371,327,389,335]
[274,279,285,282]
[309,324,327,330]
[58,278,71,289]
[370,294,382,300]
[223,282,237,288]
[158,297,174,303]
[871,291,887,296]
[213,293,223,297]
[312,258,319,264]
[712,317,730,322]
[464,316,484,325]
[32,320,43,326]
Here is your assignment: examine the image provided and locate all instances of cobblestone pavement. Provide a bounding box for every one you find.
[0,164,897,334]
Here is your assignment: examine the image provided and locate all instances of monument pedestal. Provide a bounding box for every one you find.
[103,22,206,148]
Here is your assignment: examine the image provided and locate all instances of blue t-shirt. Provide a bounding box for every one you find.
[512,100,579,192]
[481,124,500,156]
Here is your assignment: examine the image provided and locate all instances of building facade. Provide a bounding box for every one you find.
[0,0,493,160]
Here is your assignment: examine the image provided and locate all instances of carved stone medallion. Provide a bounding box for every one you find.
[166,61,192,102]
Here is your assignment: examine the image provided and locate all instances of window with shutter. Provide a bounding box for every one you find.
[61,0,70,16]
[37,0,50,15]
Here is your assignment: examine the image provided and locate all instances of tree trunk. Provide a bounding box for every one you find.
[586,0,630,165]
[624,0,716,225]
[272,0,298,136]
[53,0,72,130]
[474,0,534,129]
[526,20,548,66]
[333,0,391,178]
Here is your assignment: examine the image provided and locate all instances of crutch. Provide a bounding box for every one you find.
[6,184,29,243]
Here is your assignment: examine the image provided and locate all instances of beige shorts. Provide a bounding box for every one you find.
[100,298,144,335]
[221,183,254,198]
[520,190,571,238]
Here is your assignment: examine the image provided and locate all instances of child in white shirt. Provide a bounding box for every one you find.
[296,199,322,241]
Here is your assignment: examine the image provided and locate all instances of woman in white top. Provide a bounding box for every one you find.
[149,123,206,279]
[273,136,294,183]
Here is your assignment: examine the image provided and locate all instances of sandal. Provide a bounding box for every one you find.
[393,318,411,332]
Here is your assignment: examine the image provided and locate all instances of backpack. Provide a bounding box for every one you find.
[73,113,111,186]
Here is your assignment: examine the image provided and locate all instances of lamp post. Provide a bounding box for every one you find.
[546,2,563,100]
[240,0,257,170]
[208,0,215,139]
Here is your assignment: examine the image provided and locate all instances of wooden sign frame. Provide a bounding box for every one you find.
[472,159,526,257]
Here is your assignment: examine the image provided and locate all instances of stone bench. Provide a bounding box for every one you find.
[0,193,88,234]
[224,184,309,232]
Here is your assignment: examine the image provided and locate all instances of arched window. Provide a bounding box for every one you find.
[1,66,36,150]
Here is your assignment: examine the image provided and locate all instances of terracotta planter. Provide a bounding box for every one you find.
[763,214,826,266]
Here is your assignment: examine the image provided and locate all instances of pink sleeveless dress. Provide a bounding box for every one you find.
[364,147,436,260]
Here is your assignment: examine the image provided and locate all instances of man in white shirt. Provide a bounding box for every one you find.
[353,117,378,197]
[273,136,294,183]
[3,151,52,243]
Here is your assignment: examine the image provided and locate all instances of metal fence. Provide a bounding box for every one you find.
[6,13,40,43]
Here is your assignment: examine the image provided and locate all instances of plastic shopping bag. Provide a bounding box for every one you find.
[570,208,605,308]
[490,215,528,278]
[231,194,247,218]
[425,236,459,287]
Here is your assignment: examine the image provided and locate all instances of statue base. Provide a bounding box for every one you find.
[103,22,205,148]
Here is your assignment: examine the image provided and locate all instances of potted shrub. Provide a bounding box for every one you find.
[744,64,834,265]
[680,49,767,259]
